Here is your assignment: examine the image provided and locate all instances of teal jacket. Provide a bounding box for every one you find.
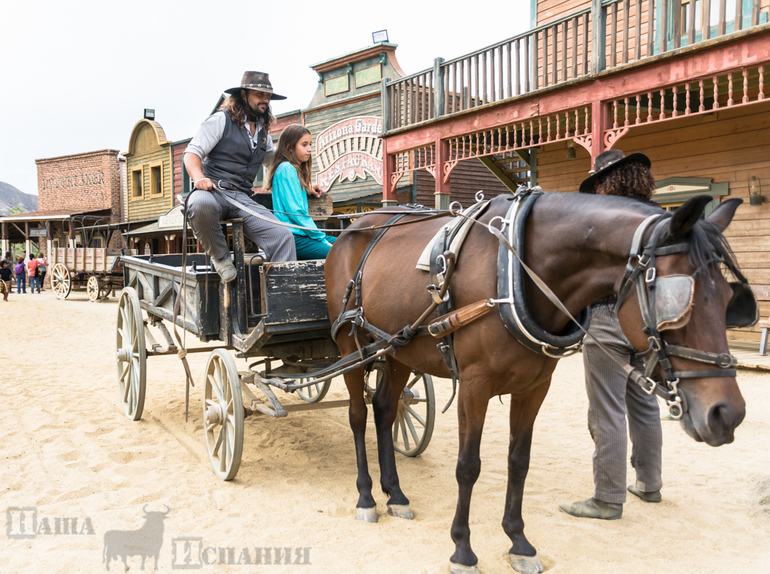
[271,162,327,241]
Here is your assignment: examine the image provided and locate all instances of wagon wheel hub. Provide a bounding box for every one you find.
[205,403,223,426]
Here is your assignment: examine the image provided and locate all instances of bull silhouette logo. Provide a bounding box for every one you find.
[103,505,170,570]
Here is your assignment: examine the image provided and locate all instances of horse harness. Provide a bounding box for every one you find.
[609,211,758,418]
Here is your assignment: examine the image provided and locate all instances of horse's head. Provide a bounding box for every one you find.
[617,195,754,446]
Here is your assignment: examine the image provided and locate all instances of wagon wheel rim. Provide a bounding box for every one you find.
[295,376,331,403]
[365,362,436,457]
[51,264,71,300]
[203,349,244,481]
[115,287,146,420]
[87,276,101,302]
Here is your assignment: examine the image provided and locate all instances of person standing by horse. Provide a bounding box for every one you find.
[265,124,336,260]
[559,149,663,520]
[184,71,296,283]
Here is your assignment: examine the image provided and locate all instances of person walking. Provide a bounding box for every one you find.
[15,257,26,294]
[184,71,296,282]
[0,259,11,301]
[266,124,336,260]
[27,256,39,294]
[35,253,47,291]
[559,149,663,520]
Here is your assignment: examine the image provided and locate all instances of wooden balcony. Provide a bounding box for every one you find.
[383,0,769,135]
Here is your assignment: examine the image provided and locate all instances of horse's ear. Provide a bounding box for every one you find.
[668,195,713,238]
[706,197,743,232]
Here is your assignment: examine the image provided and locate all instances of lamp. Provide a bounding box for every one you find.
[372,29,389,44]
[566,139,576,160]
[144,108,155,120]
[749,176,764,206]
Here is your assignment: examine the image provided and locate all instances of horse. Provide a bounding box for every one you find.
[324,190,753,574]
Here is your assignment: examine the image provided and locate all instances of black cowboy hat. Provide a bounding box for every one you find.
[578,149,651,193]
[224,71,287,100]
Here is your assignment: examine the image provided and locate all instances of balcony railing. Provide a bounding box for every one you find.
[383,0,768,133]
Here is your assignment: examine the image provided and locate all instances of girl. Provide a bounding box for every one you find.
[266,124,335,260]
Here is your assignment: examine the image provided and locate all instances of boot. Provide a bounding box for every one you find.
[628,484,662,503]
[559,498,622,520]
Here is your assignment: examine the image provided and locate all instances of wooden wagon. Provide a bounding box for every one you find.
[50,246,136,301]
[116,218,435,480]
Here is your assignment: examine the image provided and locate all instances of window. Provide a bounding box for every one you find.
[131,169,143,197]
[150,164,163,195]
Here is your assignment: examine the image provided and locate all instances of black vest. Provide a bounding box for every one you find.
[202,111,268,193]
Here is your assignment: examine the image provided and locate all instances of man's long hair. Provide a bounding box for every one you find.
[264,124,313,193]
[596,162,655,200]
[219,91,275,131]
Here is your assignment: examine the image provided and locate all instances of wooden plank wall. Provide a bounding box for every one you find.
[413,158,515,207]
[536,100,770,341]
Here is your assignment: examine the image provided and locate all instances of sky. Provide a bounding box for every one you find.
[0,0,532,196]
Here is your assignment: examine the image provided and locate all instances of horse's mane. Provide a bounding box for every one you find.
[663,218,746,282]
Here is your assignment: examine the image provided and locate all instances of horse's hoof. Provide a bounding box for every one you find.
[386,503,414,519]
[509,553,543,574]
[355,506,378,523]
[449,561,480,574]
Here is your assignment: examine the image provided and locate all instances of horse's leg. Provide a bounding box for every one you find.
[371,358,413,518]
[449,385,489,573]
[343,367,378,522]
[503,381,550,574]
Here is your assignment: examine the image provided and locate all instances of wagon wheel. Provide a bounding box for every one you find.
[100,279,113,299]
[87,276,101,302]
[365,362,436,457]
[116,287,146,421]
[50,263,71,300]
[203,349,244,481]
[295,376,331,403]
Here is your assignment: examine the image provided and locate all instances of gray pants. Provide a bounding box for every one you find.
[582,304,663,504]
[186,188,296,262]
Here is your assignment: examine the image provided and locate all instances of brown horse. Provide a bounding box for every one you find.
[324,191,750,574]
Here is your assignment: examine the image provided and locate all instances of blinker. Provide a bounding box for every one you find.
[654,274,695,332]
[726,281,759,328]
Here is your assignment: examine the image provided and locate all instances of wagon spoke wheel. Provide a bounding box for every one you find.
[116,287,146,421]
[51,263,71,300]
[87,276,101,302]
[365,362,436,457]
[203,349,244,481]
[295,376,331,403]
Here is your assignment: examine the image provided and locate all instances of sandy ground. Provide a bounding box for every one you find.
[1,289,769,574]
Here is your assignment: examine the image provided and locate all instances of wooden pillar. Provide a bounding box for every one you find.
[591,100,608,165]
[434,139,451,210]
[382,138,398,206]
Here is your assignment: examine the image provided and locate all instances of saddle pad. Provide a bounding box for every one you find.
[416,200,491,271]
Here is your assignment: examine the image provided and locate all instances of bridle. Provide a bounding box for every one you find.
[614,213,741,419]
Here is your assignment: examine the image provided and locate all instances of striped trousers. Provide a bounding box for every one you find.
[186,188,296,262]
[582,304,663,503]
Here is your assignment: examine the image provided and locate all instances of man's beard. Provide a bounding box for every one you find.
[247,103,270,124]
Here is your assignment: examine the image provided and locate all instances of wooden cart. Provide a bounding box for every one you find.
[50,247,136,301]
[116,219,435,481]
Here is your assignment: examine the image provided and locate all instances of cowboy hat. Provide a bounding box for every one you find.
[579,149,651,193]
[224,71,287,100]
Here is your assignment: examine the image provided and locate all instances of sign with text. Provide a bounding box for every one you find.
[315,116,383,192]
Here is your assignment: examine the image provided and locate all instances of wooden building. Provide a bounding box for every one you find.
[380,0,770,343]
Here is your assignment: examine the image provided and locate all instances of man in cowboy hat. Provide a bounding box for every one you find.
[560,149,664,520]
[184,71,296,282]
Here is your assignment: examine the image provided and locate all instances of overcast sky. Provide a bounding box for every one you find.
[0,0,531,196]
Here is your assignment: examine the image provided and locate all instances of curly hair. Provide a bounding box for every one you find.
[264,124,313,193]
[595,161,655,200]
[218,91,275,131]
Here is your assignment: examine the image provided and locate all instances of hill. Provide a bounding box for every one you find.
[0,181,38,215]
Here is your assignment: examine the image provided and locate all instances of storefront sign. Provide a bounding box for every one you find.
[40,171,105,191]
[315,116,383,192]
